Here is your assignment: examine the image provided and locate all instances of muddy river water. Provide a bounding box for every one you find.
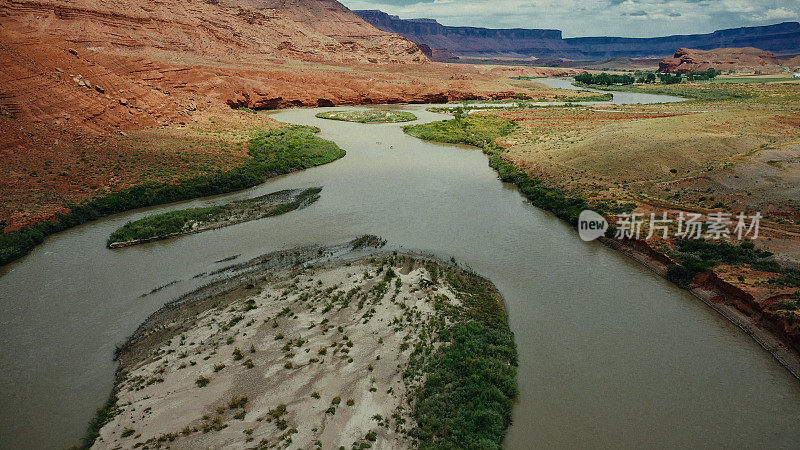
[1,80,799,448]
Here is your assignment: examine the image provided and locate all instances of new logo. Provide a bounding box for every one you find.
[578,210,608,241]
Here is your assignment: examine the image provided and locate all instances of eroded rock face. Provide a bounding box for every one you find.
[1,0,428,64]
[0,0,431,137]
[658,47,784,73]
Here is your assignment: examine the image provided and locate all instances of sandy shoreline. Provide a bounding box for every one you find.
[91,238,515,449]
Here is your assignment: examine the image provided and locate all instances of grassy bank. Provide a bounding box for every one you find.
[404,117,604,225]
[107,187,322,247]
[404,116,517,149]
[0,126,344,267]
[315,110,417,123]
[404,113,800,348]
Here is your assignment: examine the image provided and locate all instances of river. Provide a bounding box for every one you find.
[1,80,799,448]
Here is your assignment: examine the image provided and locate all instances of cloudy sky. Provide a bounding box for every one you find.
[339,0,800,37]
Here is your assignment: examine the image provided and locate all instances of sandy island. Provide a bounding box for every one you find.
[92,237,516,449]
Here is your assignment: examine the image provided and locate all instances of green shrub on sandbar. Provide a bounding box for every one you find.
[108,206,226,245]
[411,267,517,449]
[316,109,417,123]
[403,116,516,149]
[107,188,322,246]
[0,126,344,267]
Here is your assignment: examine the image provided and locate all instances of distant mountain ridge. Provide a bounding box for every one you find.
[355,10,800,60]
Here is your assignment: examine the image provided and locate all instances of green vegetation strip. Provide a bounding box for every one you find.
[408,263,517,448]
[0,126,344,266]
[315,110,417,123]
[404,116,607,225]
[404,115,800,293]
[575,82,755,102]
[107,188,322,247]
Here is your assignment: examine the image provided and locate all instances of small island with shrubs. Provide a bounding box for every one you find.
[316,109,417,123]
[89,239,517,449]
[107,187,322,248]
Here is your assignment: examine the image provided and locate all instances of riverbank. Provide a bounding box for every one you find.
[403,112,800,380]
[0,126,343,267]
[89,239,516,449]
[605,238,800,380]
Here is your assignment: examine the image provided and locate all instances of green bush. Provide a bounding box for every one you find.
[574,72,635,85]
[1,126,344,266]
[411,268,517,449]
[768,269,800,288]
[107,187,322,245]
[666,239,774,286]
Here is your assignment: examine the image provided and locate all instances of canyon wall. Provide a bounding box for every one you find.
[356,11,800,60]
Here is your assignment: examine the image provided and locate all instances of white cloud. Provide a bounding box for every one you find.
[340,0,800,37]
[755,7,799,21]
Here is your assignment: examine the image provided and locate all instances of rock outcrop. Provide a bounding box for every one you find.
[658,47,784,73]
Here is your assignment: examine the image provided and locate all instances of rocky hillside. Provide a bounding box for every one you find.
[356,11,800,60]
[785,56,800,70]
[659,47,784,73]
[0,0,433,138]
[1,0,427,64]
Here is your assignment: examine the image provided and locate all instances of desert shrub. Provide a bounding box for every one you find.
[666,239,775,286]
[768,269,800,288]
